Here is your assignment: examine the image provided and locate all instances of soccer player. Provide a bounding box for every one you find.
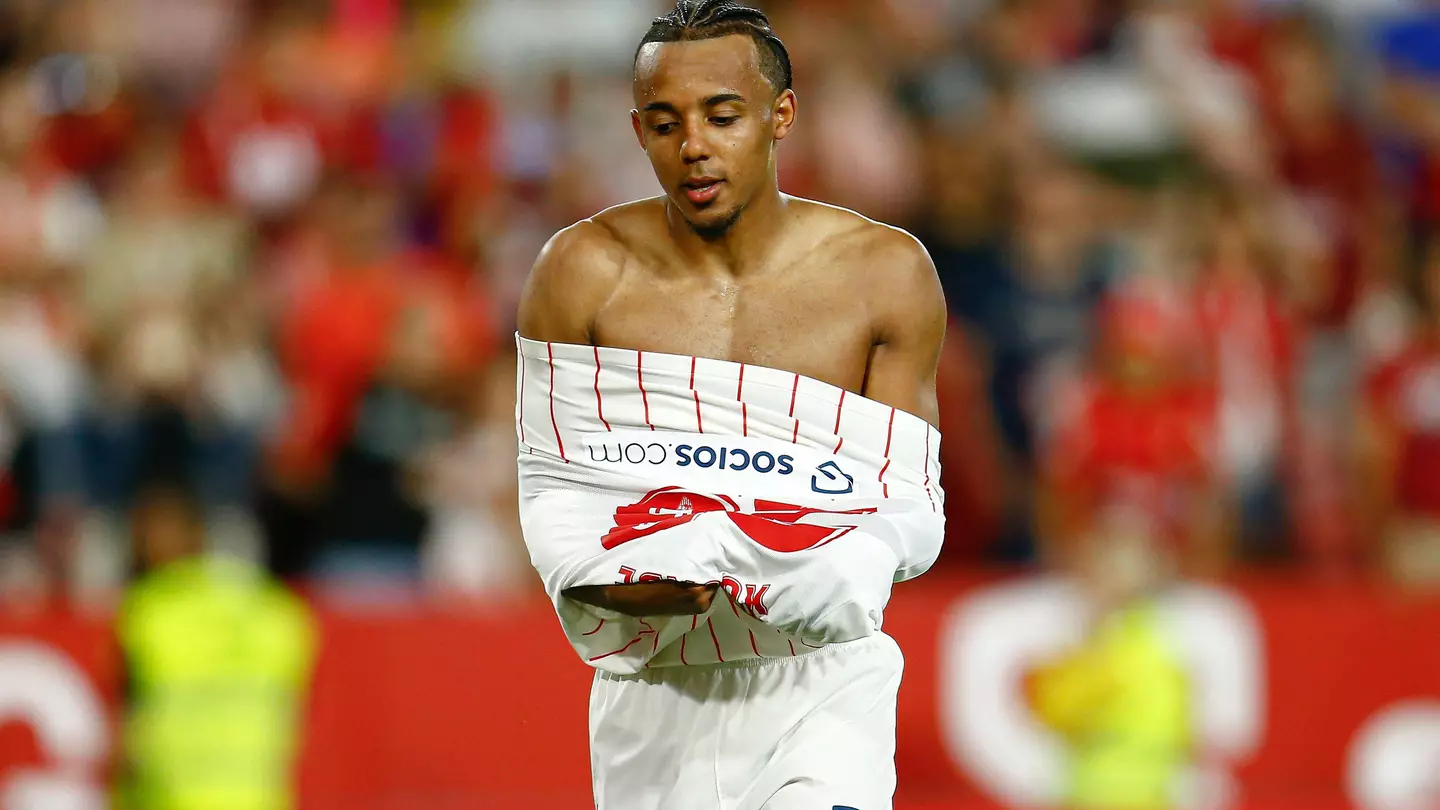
[516,2,946,807]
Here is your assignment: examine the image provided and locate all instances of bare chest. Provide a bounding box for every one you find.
[591,268,875,391]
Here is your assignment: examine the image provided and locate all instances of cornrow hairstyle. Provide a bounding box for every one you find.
[635,0,793,95]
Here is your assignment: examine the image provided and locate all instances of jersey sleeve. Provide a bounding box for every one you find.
[551,499,922,648]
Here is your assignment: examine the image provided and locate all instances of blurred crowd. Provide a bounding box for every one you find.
[1,0,1439,610]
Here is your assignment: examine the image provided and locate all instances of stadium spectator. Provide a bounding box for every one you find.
[1359,228,1440,587]
[1190,179,1298,560]
[117,484,316,810]
[1029,521,1193,810]
[1038,281,1228,576]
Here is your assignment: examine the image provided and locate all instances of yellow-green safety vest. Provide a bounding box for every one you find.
[118,556,317,810]
[1032,603,1192,810]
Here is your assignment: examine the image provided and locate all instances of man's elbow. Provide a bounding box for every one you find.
[564,582,719,617]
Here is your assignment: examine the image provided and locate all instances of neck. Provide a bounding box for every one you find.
[665,185,790,277]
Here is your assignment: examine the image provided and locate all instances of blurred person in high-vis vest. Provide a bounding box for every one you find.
[117,486,317,810]
[1029,509,1194,810]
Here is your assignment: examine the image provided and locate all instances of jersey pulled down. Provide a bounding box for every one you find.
[515,335,945,675]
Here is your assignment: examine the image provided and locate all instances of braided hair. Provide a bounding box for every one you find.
[635,0,793,95]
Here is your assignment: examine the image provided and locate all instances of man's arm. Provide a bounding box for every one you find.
[516,220,720,616]
[859,229,947,426]
[565,582,719,617]
[516,220,624,343]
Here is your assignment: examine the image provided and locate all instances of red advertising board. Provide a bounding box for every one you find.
[1,573,1438,810]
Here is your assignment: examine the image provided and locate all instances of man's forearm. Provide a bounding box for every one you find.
[564,582,719,617]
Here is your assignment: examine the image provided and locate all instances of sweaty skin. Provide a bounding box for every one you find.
[518,34,946,618]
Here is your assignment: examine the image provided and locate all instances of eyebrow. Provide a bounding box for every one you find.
[641,93,747,113]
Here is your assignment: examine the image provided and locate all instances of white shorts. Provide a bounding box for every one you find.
[588,633,904,810]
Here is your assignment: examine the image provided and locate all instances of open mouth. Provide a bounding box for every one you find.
[682,178,723,205]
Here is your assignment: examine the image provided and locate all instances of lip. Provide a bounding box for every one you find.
[682,178,724,205]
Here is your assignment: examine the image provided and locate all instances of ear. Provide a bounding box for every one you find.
[772,89,797,142]
[631,109,646,150]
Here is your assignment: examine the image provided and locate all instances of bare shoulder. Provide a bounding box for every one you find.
[792,201,946,421]
[589,196,670,241]
[516,219,624,343]
[534,198,665,282]
[797,200,944,311]
[517,199,665,343]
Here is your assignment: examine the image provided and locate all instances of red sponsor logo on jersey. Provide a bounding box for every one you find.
[602,487,739,549]
[602,489,876,553]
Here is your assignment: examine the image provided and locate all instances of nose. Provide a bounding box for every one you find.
[680,121,711,165]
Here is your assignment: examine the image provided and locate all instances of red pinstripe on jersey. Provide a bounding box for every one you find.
[879,407,896,497]
[788,373,799,417]
[582,618,605,636]
[923,424,936,512]
[640,619,659,656]
[679,615,697,665]
[587,634,645,663]
[883,407,896,456]
[546,342,567,462]
[593,346,611,431]
[518,357,527,448]
[636,350,654,430]
[690,357,704,432]
[707,618,725,662]
[738,365,748,437]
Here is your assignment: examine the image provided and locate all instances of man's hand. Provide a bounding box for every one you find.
[565,582,720,617]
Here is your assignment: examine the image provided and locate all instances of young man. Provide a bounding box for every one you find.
[515,2,946,808]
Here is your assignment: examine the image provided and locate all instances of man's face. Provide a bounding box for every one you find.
[132,493,203,570]
[633,36,795,237]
